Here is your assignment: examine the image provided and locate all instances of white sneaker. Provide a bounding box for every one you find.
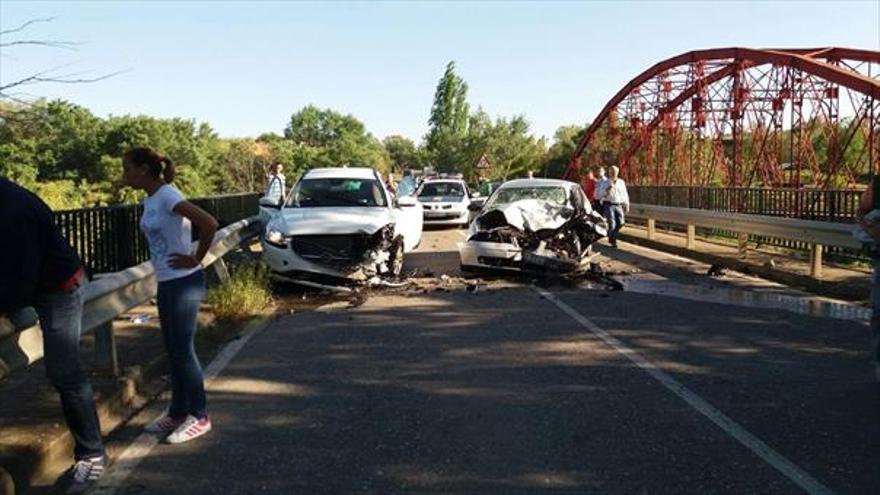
[65,456,104,494]
[144,415,186,433]
[166,415,212,444]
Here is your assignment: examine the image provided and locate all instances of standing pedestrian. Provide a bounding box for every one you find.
[265,163,286,204]
[582,169,597,210]
[0,178,105,494]
[121,148,219,443]
[594,166,610,215]
[599,165,630,248]
[857,176,880,382]
[385,172,397,195]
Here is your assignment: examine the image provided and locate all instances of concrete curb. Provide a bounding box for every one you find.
[0,353,167,494]
[1,316,271,494]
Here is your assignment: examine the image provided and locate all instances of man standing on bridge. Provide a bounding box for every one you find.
[599,165,630,248]
[0,178,105,494]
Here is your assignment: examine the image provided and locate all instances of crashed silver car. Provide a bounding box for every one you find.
[459,178,607,274]
[259,167,423,287]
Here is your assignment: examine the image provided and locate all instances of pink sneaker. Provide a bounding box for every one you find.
[166,415,212,444]
[144,415,186,433]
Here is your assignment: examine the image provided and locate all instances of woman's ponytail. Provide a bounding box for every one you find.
[124,147,175,183]
[160,156,175,184]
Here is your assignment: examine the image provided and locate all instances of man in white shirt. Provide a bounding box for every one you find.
[599,165,629,247]
[594,166,609,215]
[265,163,287,204]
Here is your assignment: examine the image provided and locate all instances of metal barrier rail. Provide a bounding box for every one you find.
[627,204,863,279]
[0,217,262,380]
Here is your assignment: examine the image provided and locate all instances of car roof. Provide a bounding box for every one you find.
[497,178,576,189]
[303,167,379,180]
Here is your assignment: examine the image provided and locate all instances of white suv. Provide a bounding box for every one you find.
[259,167,423,283]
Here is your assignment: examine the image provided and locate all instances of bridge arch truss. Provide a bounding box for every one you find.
[566,48,880,188]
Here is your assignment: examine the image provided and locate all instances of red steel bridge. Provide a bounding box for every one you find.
[565,47,880,189]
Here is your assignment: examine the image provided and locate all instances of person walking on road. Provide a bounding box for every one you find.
[857,177,880,382]
[0,178,105,494]
[599,165,629,248]
[121,148,219,443]
[265,162,287,204]
[594,166,609,215]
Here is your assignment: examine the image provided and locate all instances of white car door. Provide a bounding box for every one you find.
[393,196,423,252]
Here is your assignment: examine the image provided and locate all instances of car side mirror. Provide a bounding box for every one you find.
[467,202,484,212]
[259,196,282,209]
[396,196,417,207]
[470,192,482,199]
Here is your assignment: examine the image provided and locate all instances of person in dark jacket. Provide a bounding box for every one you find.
[0,178,105,494]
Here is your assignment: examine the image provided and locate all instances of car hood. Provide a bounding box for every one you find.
[272,207,393,235]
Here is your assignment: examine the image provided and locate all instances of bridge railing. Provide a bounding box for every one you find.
[628,186,866,262]
[627,204,863,279]
[56,192,261,276]
[0,217,263,380]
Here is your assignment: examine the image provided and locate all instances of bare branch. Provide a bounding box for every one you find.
[0,17,55,37]
[0,40,82,51]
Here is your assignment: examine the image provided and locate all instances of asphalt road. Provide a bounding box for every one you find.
[94,228,880,495]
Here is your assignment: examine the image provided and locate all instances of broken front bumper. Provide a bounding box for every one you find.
[458,240,522,271]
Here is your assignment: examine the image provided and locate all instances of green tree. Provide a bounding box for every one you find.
[425,61,470,170]
[383,135,417,172]
[543,124,586,179]
[284,105,389,172]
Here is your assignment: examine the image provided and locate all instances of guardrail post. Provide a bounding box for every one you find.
[738,233,749,258]
[647,219,656,240]
[686,224,696,250]
[810,243,824,279]
[94,321,119,376]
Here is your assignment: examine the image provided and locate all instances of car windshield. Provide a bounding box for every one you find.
[483,186,568,210]
[418,182,465,198]
[287,178,387,207]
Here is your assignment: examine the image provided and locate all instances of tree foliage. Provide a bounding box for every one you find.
[425,61,470,170]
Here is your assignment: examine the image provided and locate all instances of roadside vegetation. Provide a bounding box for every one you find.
[205,262,274,321]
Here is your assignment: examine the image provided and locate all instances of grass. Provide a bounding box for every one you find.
[206,262,274,321]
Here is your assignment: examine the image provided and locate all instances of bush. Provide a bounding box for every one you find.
[206,262,273,321]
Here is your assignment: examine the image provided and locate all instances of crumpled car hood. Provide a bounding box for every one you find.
[497,199,571,232]
[273,207,393,235]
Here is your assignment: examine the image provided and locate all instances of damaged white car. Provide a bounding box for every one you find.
[259,167,423,287]
[459,179,607,274]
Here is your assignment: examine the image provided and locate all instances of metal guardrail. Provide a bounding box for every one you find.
[627,204,864,279]
[0,217,262,380]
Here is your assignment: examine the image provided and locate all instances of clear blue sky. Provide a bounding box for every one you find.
[2,1,878,143]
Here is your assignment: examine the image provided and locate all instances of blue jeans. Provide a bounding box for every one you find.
[34,287,104,460]
[157,270,208,419]
[872,259,880,362]
[605,204,626,242]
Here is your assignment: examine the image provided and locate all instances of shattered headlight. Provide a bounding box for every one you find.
[264,227,288,248]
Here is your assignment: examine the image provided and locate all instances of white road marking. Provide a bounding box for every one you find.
[534,286,835,495]
[92,319,271,495]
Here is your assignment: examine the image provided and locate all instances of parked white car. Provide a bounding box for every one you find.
[416,179,472,227]
[459,178,607,273]
[259,167,423,285]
